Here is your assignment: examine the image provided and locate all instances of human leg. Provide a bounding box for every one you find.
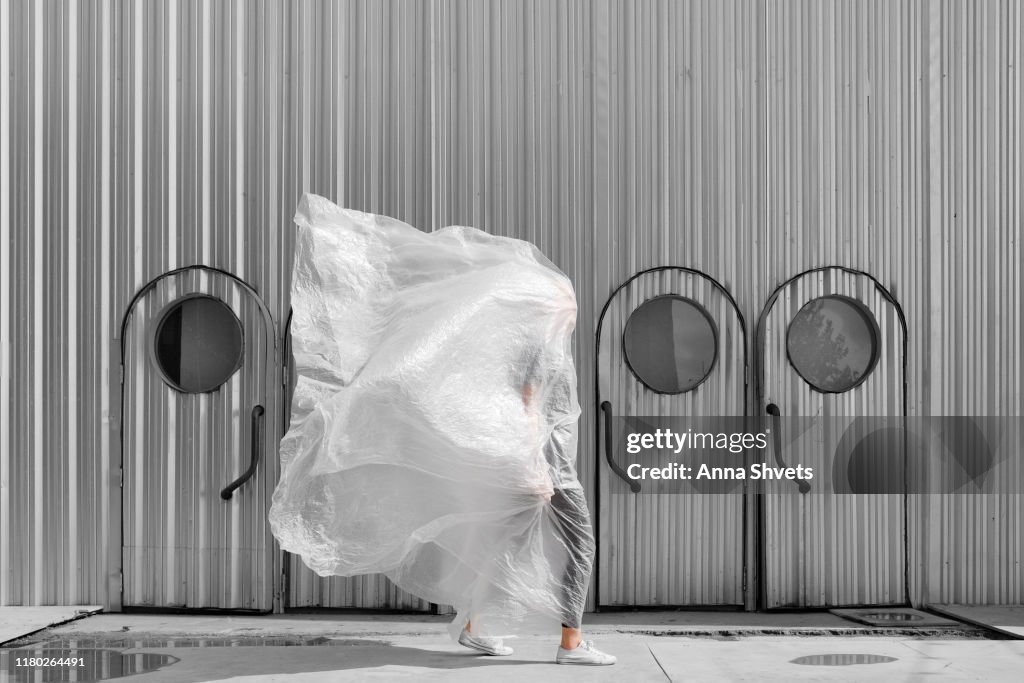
[548,488,615,665]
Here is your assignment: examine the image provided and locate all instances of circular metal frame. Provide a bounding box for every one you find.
[150,293,245,394]
[621,293,719,395]
[785,294,881,394]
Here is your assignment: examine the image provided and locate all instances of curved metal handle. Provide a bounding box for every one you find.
[221,405,265,500]
[601,401,641,493]
[766,403,810,494]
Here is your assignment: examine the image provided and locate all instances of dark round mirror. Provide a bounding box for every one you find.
[787,295,879,393]
[154,296,244,393]
[623,295,717,394]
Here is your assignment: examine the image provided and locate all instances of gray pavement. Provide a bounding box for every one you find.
[0,606,102,644]
[2,611,1023,682]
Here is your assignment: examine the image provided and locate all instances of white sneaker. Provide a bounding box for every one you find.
[556,640,617,665]
[458,629,513,656]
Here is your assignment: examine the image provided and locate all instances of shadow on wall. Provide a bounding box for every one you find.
[835,418,999,494]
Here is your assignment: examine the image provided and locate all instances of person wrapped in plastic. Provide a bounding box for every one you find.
[269,194,615,665]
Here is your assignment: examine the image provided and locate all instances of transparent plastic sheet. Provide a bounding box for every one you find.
[269,194,594,638]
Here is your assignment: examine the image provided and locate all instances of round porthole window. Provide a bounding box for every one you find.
[623,295,717,394]
[787,295,879,393]
[154,295,244,393]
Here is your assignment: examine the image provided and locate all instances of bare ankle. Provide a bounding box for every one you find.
[560,627,582,650]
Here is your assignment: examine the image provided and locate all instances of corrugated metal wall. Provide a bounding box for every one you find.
[912,0,1024,605]
[279,0,435,611]
[1,0,1021,610]
[764,0,1023,605]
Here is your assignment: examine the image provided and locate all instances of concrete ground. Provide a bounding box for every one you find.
[931,604,1024,639]
[2,610,1023,682]
[0,605,101,644]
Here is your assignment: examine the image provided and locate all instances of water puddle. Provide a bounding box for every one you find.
[1,647,178,682]
[791,653,898,666]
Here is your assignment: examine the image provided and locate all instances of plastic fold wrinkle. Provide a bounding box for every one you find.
[269,194,594,638]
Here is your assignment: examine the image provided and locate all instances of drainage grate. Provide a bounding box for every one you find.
[860,612,924,621]
[830,608,962,628]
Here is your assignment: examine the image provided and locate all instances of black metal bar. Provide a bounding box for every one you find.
[221,405,265,500]
[601,401,641,493]
[765,403,810,494]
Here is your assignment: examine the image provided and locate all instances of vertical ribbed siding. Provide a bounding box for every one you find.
[0,0,1021,612]
[0,0,437,610]
[0,0,9,608]
[431,0,763,609]
[429,0,599,613]
[588,0,764,608]
[597,269,746,607]
[764,0,1023,606]
[2,0,123,606]
[281,0,434,611]
[910,0,1024,606]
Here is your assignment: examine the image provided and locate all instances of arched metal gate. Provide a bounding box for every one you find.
[120,267,280,610]
[597,266,906,609]
[757,267,907,608]
[597,267,748,607]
